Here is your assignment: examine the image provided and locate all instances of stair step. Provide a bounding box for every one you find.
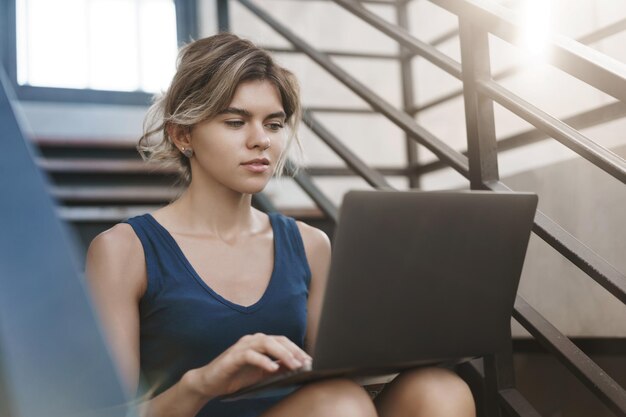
[58,205,325,223]
[50,186,180,203]
[38,158,176,175]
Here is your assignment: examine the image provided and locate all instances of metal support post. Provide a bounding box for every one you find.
[396,0,420,188]
[459,19,499,189]
[217,0,231,32]
[460,18,510,417]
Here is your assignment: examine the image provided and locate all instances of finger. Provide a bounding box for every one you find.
[240,349,281,373]
[274,335,313,363]
[253,336,304,370]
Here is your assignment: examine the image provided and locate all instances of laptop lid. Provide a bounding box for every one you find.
[313,190,537,371]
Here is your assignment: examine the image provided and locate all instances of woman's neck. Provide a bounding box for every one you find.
[165,179,263,240]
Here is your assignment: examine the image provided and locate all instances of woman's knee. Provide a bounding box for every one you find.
[265,378,376,417]
[300,379,376,415]
[399,367,471,399]
[376,367,475,417]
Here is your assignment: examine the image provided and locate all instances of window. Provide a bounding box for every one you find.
[2,0,197,104]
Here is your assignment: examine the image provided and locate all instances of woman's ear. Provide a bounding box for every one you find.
[168,123,192,151]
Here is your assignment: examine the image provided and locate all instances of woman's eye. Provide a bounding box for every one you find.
[266,122,284,131]
[225,120,244,128]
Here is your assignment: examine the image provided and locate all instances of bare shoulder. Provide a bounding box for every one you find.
[296,220,330,251]
[86,223,146,298]
[88,223,142,263]
[295,221,331,264]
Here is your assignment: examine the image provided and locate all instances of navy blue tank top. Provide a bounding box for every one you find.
[125,212,311,417]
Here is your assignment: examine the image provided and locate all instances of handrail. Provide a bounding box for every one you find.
[578,17,626,44]
[252,193,278,213]
[487,180,626,305]
[417,101,626,175]
[238,0,626,307]
[286,161,339,223]
[306,166,408,176]
[331,0,626,184]
[302,111,393,190]
[333,0,462,79]
[263,46,399,60]
[413,18,626,114]
[238,0,470,178]
[478,80,626,184]
[513,296,626,417]
[306,106,377,114]
[499,388,543,417]
[431,0,626,104]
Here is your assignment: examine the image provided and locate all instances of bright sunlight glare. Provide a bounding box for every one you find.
[518,0,552,61]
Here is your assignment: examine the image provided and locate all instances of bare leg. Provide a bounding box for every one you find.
[261,378,378,417]
[375,367,475,417]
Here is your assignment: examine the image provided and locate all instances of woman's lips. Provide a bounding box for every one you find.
[241,158,270,173]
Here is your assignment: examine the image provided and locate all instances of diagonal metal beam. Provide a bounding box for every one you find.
[431,0,626,104]
[238,0,470,178]
[479,80,626,184]
[488,181,626,305]
[413,18,626,114]
[513,296,626,417]
[302,110,394,190]
[333,0,462,79]
[499,388,544,417]
[577,17,626,45]
[286,161,340,223]
[416,101,626,175]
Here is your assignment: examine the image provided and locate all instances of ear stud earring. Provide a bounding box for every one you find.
[181,147,194,158]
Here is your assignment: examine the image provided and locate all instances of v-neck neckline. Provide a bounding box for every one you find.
[145,213,279,314]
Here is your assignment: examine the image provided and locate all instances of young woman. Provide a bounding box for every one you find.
[86,33,475,417]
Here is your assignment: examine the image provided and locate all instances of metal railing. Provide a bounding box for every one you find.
[228,0,626,416]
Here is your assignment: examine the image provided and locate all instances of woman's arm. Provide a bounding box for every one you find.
[296,222,332,354]
[86,224,146,394]
[86,224,312,417]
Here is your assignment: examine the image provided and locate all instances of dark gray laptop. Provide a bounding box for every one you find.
[221,189,538,401]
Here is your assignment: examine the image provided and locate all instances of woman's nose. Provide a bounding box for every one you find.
[247,124,271,150]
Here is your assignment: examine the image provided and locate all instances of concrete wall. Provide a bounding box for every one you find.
[508,144,626,337]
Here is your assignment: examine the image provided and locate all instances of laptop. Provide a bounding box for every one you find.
[220,189,538,401]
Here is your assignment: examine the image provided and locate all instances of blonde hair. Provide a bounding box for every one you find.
[138,33,302,184]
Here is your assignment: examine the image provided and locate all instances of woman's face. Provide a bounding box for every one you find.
[188,79,288,194]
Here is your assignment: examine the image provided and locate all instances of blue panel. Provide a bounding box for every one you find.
[0,68,130,416]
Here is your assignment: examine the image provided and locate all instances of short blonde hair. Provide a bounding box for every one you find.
[138,33,302,184]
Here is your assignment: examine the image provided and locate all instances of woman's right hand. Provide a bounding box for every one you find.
[184,333,313,398]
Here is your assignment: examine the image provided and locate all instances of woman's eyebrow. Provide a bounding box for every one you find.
[219,107,252,117]
[218,108,285,120]
[266,111,287,120]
